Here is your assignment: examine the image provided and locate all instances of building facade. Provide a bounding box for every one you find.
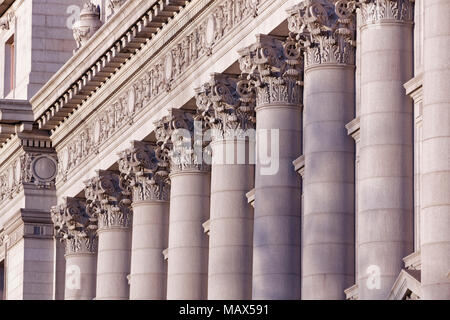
[0,0,448,300]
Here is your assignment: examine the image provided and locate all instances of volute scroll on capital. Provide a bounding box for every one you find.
[51,197,98,255]
[238,34,304,107]
[358,0,414,26]
[117,141,171,202]
[195,73,256,141]
[287,0,358,68]
[84,170,132,230]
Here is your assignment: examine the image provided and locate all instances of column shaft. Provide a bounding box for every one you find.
[64,254,97,300]
[208,139,254,300]
[421,0,450,299]
[167,171,210,300]
[129,200,169,300]
[358,11,414,299]
[96,228,131,300]
[303,65,355,299]
[253,104,302,299]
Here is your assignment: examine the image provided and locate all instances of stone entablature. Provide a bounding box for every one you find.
[54,0,270,185]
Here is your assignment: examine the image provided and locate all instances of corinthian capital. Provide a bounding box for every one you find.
[51,197,98,255]
[118,141,170,202]
[359,0,414,26]
[238,34,303,107]
[195,73,256,140]
[84,170,132,230]
[287,0,357,68]
[154,109,209,173]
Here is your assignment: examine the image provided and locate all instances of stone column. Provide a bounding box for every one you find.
[358,0,414,299]
[196,74,255,300]
[155,110,210,300]
[51,197,98,300]
[85,170,132,300]
[239,34,303,299]
[421,0,450,300]
[118,141,170,300]
[287,1,357,299]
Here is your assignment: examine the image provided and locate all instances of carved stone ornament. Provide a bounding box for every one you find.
[57,0,268,183]
[108,0,127,19]
[0,152,58,205]
[73,1,103,49]
[0,12,15,31]
[359,0,414,26]
[287,0,357,68]
[51,197,98,255]
[195,73,256,141]
[154,109,210,173]
[238,34,304,107]
[84,170,132,230]
[118,141,170,202]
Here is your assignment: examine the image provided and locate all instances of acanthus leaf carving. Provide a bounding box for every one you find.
[238,34,304,107]
[57,0,267,183]
[195,73,256,141]
[51,197,98,255]
[359,0,414,26]
[84,170,132,230]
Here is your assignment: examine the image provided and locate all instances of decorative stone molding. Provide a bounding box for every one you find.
[51,197,98,255]
[0,152,57,204]
[195,73,256,140]
[154,109,209,173]
[107,0,127,20]
[55,0,267,184]
[84,170,132,230]
[238,34,303,107]
[359,0,414,26]
[287,0,356,68]
[0,11,14,31]
[118,141,170,202]
[73,1,103,49]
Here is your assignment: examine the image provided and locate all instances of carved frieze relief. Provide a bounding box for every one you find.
[118,141,170,202]
[57,0,265,184]
[238,35,303,106]
[51,197,98,255]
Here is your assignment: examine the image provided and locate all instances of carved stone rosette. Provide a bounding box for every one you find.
[154,109,209,173]
[84,170,132,230]
[118,141,170,202]
[51,197,98,255]
[195,73,256,141]
[359,0,414,26]
[238,34,303,107]
[287,0,357,68]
